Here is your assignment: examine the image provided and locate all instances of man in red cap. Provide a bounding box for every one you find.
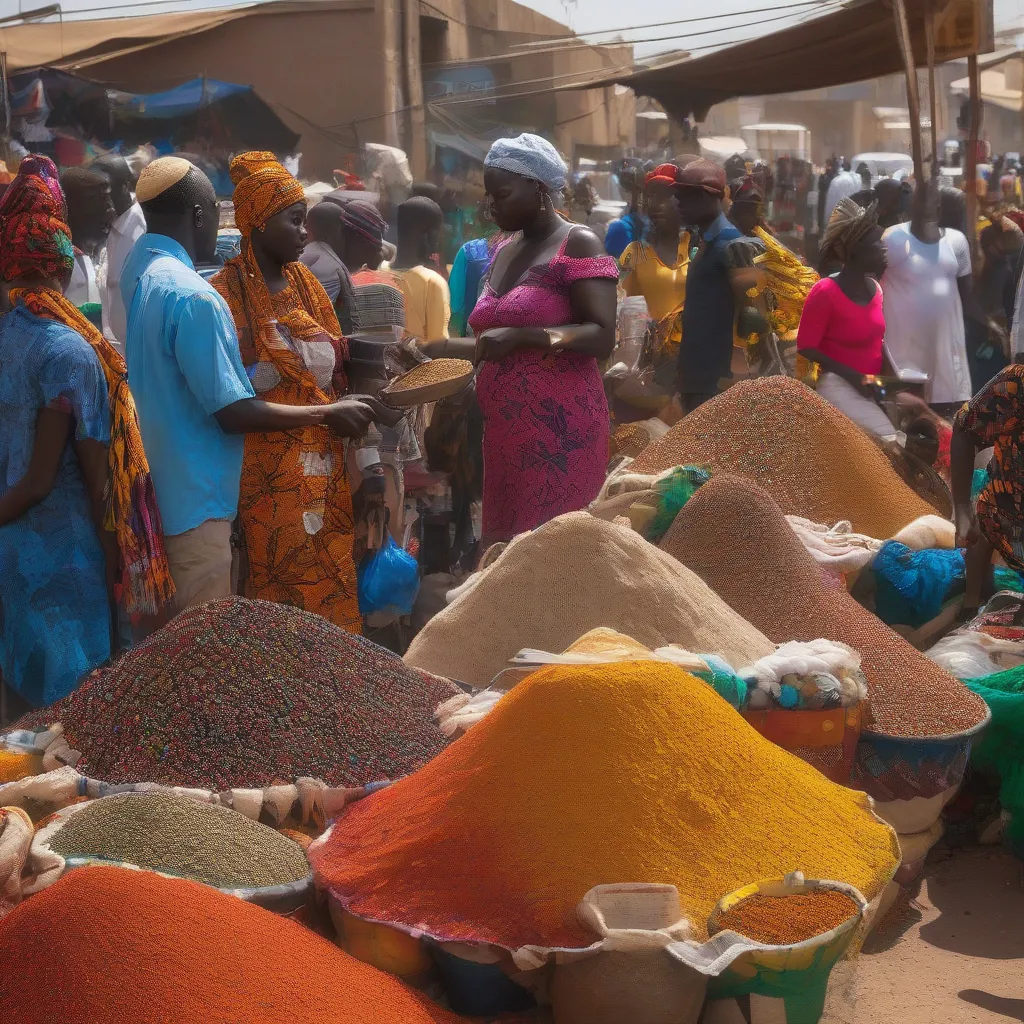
[672,158,766,412]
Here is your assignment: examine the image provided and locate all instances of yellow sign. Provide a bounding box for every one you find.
[933,0,994,60]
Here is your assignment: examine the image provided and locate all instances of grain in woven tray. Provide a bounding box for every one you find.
[403,511,773,687]
[388,358,472,392]
[15,596,459,790]
[311,661,898,950]
[659,474,988,738]
[48,793,309,889]
[630,376,934,539]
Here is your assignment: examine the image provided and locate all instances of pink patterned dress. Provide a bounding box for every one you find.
[469,232,618,545]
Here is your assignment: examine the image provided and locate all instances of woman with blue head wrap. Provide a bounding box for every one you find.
[420,132,618,545]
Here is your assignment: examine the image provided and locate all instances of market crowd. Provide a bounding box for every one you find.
[3,134,1024,725]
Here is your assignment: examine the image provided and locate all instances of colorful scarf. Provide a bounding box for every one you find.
[0,155,75,281]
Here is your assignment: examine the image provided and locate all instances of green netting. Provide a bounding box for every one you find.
[965,665,1024,856]
[691,655,748,710]
[647,466,712,542]
[707,942,843,1024]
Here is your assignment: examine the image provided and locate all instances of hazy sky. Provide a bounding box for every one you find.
[0,0,1021,57]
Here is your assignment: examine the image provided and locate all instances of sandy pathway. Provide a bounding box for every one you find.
[824,847,1024,1023]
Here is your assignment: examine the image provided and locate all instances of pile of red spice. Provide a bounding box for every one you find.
[714,889,858,945]
[0,866,462,1023]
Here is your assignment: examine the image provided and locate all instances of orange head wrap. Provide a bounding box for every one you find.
[230,151,305,236]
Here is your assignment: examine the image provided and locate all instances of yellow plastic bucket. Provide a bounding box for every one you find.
[328,898,432,979]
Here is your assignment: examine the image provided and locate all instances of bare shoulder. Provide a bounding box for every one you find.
[563,224,607,259]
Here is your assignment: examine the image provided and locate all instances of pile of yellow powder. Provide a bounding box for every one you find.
[312,661,899,950]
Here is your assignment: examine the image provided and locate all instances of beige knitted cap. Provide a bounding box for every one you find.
[136,156,193,202]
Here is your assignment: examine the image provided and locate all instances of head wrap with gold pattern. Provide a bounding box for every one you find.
[230,151,305,236]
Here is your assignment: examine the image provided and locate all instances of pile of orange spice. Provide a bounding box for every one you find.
[0,748,40,784]
[715,889,858,946]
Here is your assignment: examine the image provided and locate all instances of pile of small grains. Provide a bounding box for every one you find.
[660,475,989,739]
[713,889,859,946]
[388,358,472,392]
[630,376,934,539]
[611,421,652,459]
[48,793,309,889]
[15,597,459,789]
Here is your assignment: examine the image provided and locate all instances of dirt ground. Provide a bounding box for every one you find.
[823,847,1024,1023]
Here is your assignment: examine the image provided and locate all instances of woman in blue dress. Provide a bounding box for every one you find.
[0,156,172,713]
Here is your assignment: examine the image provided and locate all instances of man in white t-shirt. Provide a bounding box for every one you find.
[824,168,863,224]
[93,155,147,352]
[881,178,974,410]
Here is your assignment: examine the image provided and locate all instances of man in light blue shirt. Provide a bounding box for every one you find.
[123,157,376,613]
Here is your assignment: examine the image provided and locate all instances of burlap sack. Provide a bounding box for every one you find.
[404,512,773,687]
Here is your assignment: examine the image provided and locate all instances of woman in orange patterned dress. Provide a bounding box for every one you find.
[213,152,364,633]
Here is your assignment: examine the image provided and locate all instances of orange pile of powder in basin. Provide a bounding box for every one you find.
[629,376,934,539]
[0,748,40,784]
[0,866,462,1024]
[658,474,989,740]
[311,661,899,951]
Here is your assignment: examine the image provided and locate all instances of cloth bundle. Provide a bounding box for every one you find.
[434,632,868,737]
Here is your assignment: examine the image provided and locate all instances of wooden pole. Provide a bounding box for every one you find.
[403,0,427,180]
[966,53,981,254]
[380,0,401,149]
[924,2,939,172]
[891,0,924,183]
[0,52,9,139]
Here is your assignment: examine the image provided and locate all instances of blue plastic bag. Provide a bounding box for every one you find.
[358,535,420,616]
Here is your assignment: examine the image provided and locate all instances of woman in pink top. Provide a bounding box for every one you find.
[798,197,896,438]
[446,134,618,546]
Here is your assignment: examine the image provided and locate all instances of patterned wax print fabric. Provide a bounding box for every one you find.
[0,305,112,706]
[469,229,618,546]
[212,258,361,634]
[954,364,1024,569]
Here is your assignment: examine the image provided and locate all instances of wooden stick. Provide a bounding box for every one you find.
[966,52,981,254]
[892,0,924,183]
[925,1,939,172]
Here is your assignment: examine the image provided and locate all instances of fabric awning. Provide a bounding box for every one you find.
[559,0,992,122]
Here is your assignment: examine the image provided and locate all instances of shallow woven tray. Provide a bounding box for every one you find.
[380,359,474,407]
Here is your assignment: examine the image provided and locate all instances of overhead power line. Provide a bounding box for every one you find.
[423,0,843,68]
[511,0,829,47]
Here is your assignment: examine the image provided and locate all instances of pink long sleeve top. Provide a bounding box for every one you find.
[796,276,885,376]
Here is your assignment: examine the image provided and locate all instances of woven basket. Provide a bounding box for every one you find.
[381,360,474,407]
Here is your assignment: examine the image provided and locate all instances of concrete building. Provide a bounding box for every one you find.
[0,0,636,178]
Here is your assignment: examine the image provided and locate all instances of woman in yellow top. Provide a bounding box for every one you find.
[213,151,374,634]
[392,195,451,341]
[619,163,690,386]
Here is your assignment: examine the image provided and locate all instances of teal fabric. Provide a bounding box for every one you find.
[0,305,112,705]
[872,541,964,628]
